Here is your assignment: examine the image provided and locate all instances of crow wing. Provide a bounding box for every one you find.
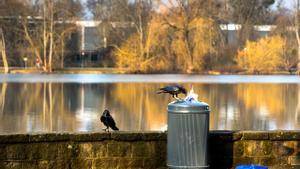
[100,115,105,123]
[100,115,110,127]
[159,86,179,92]
[107,115,119,130]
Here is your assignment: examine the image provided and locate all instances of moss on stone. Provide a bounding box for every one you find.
[233,141,244,157]
[269,131,300,141]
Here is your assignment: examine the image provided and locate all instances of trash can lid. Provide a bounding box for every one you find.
[168,99,209,113]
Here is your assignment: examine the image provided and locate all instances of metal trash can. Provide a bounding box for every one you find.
[167,99,210,169]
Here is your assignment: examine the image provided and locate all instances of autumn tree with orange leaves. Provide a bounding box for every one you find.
[115,15,174,73]
[236,35,286,73]
[116,0,219,73]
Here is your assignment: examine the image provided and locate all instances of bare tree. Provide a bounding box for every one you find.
[294,0,300,73]
[229,0,275,46]
[0,29,8,73]
[156,0,221,72]
[20,0,82,72]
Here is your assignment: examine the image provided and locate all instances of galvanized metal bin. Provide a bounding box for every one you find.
[167,99,210,169]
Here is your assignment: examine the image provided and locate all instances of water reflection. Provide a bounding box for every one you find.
[0,82,299,133]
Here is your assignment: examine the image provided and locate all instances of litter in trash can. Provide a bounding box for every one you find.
[236,165,268,169]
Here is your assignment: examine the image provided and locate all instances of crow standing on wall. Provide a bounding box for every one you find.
[100,109,119,131]
[157,85,187,100]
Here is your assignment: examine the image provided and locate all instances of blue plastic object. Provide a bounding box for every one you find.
[236,165,268,169]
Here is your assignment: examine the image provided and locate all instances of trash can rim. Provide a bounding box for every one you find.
[167,164,209,168]
[167,109,210,114]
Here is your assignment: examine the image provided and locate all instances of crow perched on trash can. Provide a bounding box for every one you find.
[157,85,187,100]
[100,109,119,131]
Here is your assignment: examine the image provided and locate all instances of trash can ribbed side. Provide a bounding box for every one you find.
[167,100,209,169]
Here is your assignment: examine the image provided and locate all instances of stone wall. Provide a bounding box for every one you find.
[1,131,300,169]
[0,132,166,169]
[210,130,300,169]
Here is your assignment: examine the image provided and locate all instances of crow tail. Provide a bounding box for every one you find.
[156,91,163,94]
[111,126,119,131]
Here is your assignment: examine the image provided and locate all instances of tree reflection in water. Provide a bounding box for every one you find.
[0,82,299,133]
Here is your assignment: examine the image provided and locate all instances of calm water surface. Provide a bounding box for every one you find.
[0,74,300,133]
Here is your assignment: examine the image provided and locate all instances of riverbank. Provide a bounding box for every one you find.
[0,67,128,74]
[1,131,300,169]
[0,67,296,75]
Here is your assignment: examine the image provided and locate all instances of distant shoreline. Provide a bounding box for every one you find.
[0,67,297,75]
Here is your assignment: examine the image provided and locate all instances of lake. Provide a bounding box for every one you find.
[0,74,299,133]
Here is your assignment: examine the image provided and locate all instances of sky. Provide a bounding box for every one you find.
[79,0,295,19]
[276,0,293,9]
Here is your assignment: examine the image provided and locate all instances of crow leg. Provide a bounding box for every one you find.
[174,94,180,100]
[102,126,109,132]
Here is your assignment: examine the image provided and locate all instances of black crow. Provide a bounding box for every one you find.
[100,109,119,131]
[157,85,187,100]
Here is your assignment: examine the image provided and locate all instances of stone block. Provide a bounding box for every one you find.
[143,158,159,169]
[272,141,295,156]
[107,142,131,157]
[274,157,289,166]
[93,142,107,157]
[72,132,111,142]
[57,143,78,160]
[26,143,51,160]
[24,143,58,160]
[48,160,70,169]
[107,143,119,157]
[93,158,118,169]
[144,157,166,169]
[153,141,166,158]
[244,141,272,157]
[70,159,93,169]
[6,144,27,160]
[258,156,288,167]
[269,131,300,140]
[0,134,30,143]
[233,141,244,157]
[1,161,23,169]
[78,143,93,158]
[146,142,156,157]
[242,131,269,140]
[45,143,60,160]
[111,132,142,141]
[141,132,167,141]
[21,161,39,169]
[132,142,149,157]
[29,133,70,142]
[118,142,131,157]
[118,157,144,168]
[269,165,299,169]
[37,161,49,169]
[288,156,300,165]
[0,144,6,160]
[233,157,258,166]
[258,157,276,166]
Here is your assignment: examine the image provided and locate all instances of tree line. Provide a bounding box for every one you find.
[0,0,82,72]
[0,0,299,73]
[88,0,300,73]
